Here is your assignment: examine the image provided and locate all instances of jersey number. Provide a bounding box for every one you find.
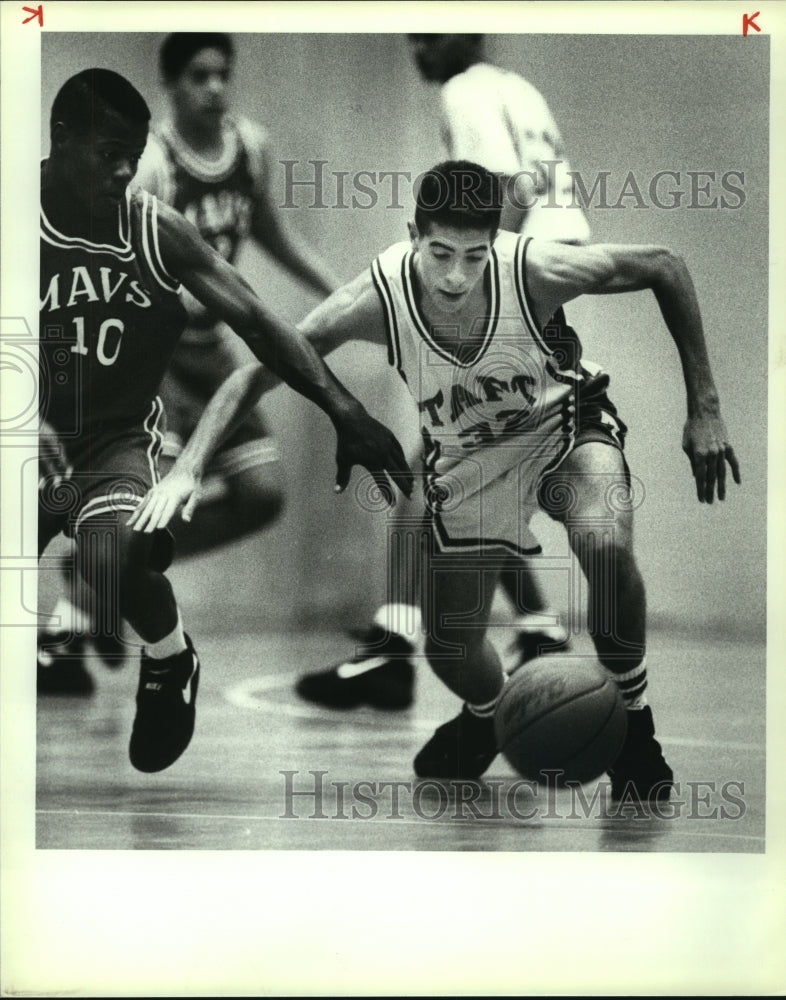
[70,316,125,367]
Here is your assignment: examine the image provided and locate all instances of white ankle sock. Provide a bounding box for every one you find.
[467,694,499,719]
[512,610,566,640]
[373,603,423,652]
[146,613,187,660]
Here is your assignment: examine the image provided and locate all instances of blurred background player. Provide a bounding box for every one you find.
[139,32,339,539]
[38,67,410,771]
[294,33,592,711]
[38,33,340,692]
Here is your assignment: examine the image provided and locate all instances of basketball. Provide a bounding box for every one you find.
[494,656,628,785]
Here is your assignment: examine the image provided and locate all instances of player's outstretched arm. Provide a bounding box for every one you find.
[527,240,742,504]
[249,138,340,297]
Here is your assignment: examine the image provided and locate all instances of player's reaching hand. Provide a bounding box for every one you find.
[333,403,414,506]
[128,466,202,533]
[682,414,741,503]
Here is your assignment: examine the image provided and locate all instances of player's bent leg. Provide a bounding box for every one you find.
[539,442,673,802]
[74,512,200,773]
[414,554,502,780]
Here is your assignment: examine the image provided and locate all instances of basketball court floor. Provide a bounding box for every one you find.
[36,595,766,854]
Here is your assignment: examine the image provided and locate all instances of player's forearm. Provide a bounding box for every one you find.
[174,320,360,479]
[277,238,339,298]
[174,365,267,478]
[239,312,362,429]
[256,217,339,297]
[651,253,720,417]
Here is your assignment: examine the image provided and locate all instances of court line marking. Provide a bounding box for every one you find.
[223,675,766,752]
[34,808,766,845]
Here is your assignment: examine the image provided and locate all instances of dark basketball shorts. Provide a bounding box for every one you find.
[564,372,629,474]
[38,396,174,570]
[159,324,279,481]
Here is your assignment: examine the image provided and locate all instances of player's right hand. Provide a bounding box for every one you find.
[128,467,202,533]
[333,407,414,506]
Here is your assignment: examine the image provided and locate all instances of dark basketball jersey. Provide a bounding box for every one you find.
[144,118,261,265]
[39,185,187,435]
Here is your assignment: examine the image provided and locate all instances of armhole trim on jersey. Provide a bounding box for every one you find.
[235,116,268,191]
[370,257,403,374]
[142,130,177,204]
[144,396,166,484]
[514,236,552,357]
[119,189,132,245]
[140,191,181,293]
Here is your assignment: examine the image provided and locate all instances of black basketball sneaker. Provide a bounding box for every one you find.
[295,625,416,710]
[129,632,200,773]
[413,704,499,780]
[607,706,674,802]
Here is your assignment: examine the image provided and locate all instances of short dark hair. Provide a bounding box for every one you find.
[50,68,150,138]
[160,32,235,82]
[407,33,484,46]
[414,160,502,235]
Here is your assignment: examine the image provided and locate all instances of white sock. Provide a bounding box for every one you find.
[146,612,187,661]
[612,658,649,710]
[626,691,649,710]
[373,603,423,652]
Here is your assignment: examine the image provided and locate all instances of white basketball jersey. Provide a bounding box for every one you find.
[370,231,587,501]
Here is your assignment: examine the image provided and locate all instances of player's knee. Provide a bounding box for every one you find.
[424,629,483,673]
[74,518,150,591]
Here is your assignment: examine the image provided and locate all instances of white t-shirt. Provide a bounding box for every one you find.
[440,63,590,242]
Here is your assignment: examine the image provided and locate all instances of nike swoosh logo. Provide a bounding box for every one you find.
[182,654,199,706]
[336,655,398,679]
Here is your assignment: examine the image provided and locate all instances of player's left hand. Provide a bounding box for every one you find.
[127,466,203,532]
[682,414,741,503]
[334,407,414,506]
